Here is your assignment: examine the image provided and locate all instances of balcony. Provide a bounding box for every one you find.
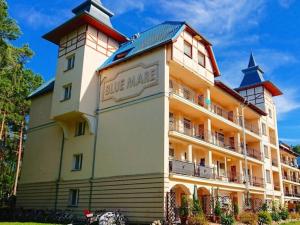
[272,159,278,167]
[281,159,299,168]
[274,182,280,191]
[169,159,264,188]
[285,192,300,198]
[283,175,300,183]
[169,82,259,135]
[169,119,262,161]
[269,136,277,146]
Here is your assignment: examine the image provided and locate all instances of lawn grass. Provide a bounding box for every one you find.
[0,223,60,225]
[280,222,300,225]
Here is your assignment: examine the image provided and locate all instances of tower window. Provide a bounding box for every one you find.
[66,54,75,71]
[75,121,86,136]
[184,41,192,58]
[264,145,269,158]
[62,84,72,101]
[268,109,272,118]
[68,189,79,207]
[198,51,205,67]
[72,154,83,171]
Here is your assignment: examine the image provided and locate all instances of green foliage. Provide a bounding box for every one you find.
[214,200,222,217]
[239,211,258,225]
[233,203,239,216]
[180,195,190,217]
[261,203,269,211]
[296,203,300,213]
[192,199,203,214]
[279,208,289,220]
[221,214,235,225]
[187,213,208,225]
[292,145,300,155]
[0,0,43,198]
[258,211,272,225]
[271,211,280,222]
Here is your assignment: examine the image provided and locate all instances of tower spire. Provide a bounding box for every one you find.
[248,52,256,68]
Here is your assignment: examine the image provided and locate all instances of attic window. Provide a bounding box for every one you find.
[114,49,131,61]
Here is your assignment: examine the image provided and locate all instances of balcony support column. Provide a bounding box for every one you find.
[224,157,228,177]
[206,150,213,168]
[237,192,244,211]
[238,160,243,179]
[205,87,211,111]
[204,118,212,143]
[187,144,193,162]
[235,132,241,153]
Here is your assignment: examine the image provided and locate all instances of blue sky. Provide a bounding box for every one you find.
[6,0,300,145]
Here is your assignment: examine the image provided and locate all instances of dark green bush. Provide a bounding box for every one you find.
[214,200,222,217]
[271,211,280,222]
[221,214,235,225]
[279,208,289,220]
[180,195,190,217]
[258,211,272,225]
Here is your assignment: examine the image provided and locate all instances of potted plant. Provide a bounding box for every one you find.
[179,195,190,224]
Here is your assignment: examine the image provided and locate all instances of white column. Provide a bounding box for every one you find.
[187,144,193,162]
[204,118,212,143]
[205,87,211,111]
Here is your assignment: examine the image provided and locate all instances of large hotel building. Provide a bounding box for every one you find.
[17,0,300,223]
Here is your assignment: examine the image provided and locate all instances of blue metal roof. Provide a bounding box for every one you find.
[239,53,265,88]
[98,21,186,70]
[28,78,55,99]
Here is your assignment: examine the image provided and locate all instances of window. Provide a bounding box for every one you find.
[114,49,131,61]
[66,54,75,71]
[264,145,269,158]
[266,170,271,183]
[72,154,82,171]
[75,121,86,136]
[184,152,187,161]
[268,109,272,118]
[62,84,72,101]
[68,189,79,206]
[184,41,192,58]
[262,123,267,135]
[198,51,205,67]
[183,118,192,135]
[169,148,174,158]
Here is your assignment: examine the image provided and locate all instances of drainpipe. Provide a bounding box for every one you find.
[88,74,105,210]
[240,102,250,205]
[55,132,65,210]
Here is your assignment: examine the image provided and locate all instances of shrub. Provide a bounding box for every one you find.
[233,203,239,217]
[258,211,272,225]
[221,214,235,225]
[279,208,289,220]
[180,195,190,217]
[296,203,300,213]
[187,213,208,225]
[214,200,222,217]
[261,203,269,211]
[271,211,280,222]
[289,212,300,220]
[193,199,203,214]
[239,211,258,225]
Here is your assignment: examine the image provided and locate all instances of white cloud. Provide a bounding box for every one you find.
[280,138,300,144]
[278,0,296,8]
[106,0,145,15]
[274,88,300,118]
[16,6,71,29]
[158,0,266,35]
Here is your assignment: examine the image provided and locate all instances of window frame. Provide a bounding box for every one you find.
[264,145,269,158]
[68,189,79,207]
[266,170,271,183]
[62,84,72,101]
[268,108,272,119]
[72,154,83,171]
[262,122,267,135]
[198,51,206,67]
[184,41,192,58]
[65,54,75,72]
[75,121,86,136]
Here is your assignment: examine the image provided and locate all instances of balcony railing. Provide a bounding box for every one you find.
[245,148,262,161]
[169,159,264,188]
[274,183,280,191]
[283,175,300,183]
[281,159,299,168]
[285,192,300,197]
[169,83,260,135]
[272,159,278,167]
[169,120,262,161]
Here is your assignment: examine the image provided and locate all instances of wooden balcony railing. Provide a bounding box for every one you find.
[272,159,278,167]
[244,148,262,161]
[283,175,300,183]
[274,183,280,191]
[281,159,299,168]
[169,159,264,187]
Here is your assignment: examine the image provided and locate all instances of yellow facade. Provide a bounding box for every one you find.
[17,0,296,223]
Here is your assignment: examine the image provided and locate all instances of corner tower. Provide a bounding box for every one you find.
[43,0,127,135]
[235,53,282,111]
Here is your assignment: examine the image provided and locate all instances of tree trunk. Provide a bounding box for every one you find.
[13,121,24,196]
[0,112,6,140]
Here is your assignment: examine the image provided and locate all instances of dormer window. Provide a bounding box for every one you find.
[114,49,132,61]
[184,41,192,58]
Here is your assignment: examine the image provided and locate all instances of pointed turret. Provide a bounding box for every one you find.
[239,53,265,88]
[235,52,282,110]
